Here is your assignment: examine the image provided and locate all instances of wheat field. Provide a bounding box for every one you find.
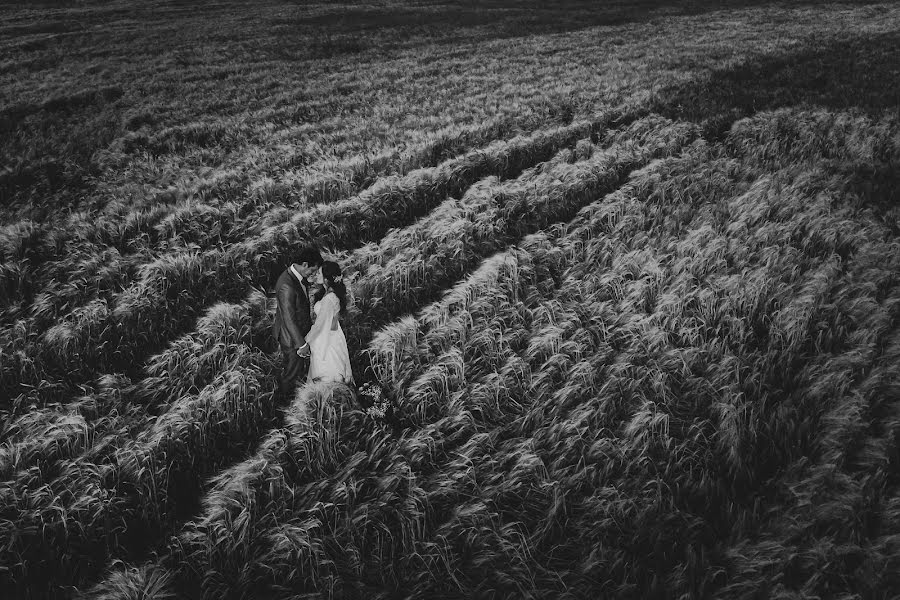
[1,0,899,598]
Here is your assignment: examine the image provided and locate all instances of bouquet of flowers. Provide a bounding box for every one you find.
[358,381,392,419]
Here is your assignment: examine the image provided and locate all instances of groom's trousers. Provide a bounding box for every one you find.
[279,344,309,396]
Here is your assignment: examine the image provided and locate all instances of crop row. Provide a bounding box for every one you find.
[0,123,599,512]
[112,116,900,598]
[341,116,698,341]
[0,115,667,597]
[2,114,523,268]
[0,114,534,351]
[0,113,623,408]
[155,236,562,599]
[102,138,738,598]
[0,291,279,592]
[0,293,271,486]
[375,128,900,596]
[6,115,602,470]
[0,135,601,489]
[0,115,526,320]
[9,108,897,598]
[0,342,277,597]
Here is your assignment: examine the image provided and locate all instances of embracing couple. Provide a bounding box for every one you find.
[271,246,354,396]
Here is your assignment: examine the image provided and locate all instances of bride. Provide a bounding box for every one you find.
[306,260,354,385]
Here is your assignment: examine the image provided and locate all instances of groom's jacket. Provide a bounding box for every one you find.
[272,267,312,349]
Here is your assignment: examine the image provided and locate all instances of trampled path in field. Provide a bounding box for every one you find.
[1,1,899,599]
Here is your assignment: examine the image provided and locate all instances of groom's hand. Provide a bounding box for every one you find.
[296,342,310,358]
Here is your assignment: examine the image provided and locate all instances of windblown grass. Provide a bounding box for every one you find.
[0,111,629,410]
[0,113,664,597]
[111,109,897,598]
[1,1,899,599]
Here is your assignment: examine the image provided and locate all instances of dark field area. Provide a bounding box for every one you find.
[1,1,898,598]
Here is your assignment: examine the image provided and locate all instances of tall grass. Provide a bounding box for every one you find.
[91,107,900,599]
[0,292,272,597]
[0,114,639,597]
[0,354,276,598]
[2,0,899,594]
[0,116,524,312]
[101,142,722,599]
[0,113,626,409]
[347,116,696,329]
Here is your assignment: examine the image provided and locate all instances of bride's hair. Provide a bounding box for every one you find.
[319,260,348,315]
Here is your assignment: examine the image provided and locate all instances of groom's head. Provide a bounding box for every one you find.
[294,246,323,280]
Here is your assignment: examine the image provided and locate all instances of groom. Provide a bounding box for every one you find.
[272,246,323,396]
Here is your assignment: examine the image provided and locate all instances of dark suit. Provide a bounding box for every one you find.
[272,266,313,395]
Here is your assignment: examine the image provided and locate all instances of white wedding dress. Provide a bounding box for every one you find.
[307,292,354,385]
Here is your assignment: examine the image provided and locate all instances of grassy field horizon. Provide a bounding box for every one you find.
[1,1,899,598]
